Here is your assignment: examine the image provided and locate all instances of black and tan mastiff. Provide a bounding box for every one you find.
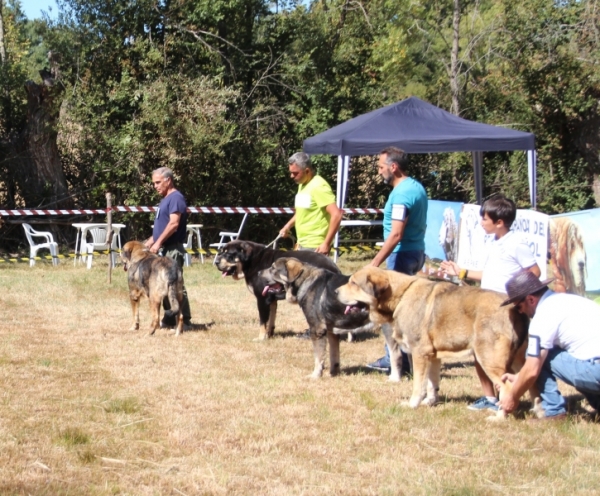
[214,240,340,340]
[337,266,531,414]
[121,240,184,336]
[260,257,375,378]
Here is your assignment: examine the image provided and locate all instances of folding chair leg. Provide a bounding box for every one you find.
[30,247,36,267]
[87,246,94,269]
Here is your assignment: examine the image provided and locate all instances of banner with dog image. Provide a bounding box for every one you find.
[456,204,549,280]
[550,208,600,296]
[421,199,464,279]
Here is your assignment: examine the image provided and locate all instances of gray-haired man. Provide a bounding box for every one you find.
[279,152,343,254]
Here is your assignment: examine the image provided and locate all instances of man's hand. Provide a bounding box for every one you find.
[315,242,331,255]
[279,227,289,238]
[366,259,381,268]
[497,373,518,414]
[149,242,161,254]
[144,238,154,249]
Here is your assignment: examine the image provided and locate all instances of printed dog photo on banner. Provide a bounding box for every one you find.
[422,200,463,279]
[550,208,600,298]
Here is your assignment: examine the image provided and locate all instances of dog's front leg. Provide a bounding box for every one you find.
[422,357,441,406]
[327,330,340,377]
[406,354,429,408]
[254,298,275,341]
[309,330,327,379]
[382,323,402,382]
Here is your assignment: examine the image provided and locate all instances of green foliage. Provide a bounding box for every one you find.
[1,0,599,249]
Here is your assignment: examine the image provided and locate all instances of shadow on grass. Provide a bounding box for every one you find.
[184,320,216,333]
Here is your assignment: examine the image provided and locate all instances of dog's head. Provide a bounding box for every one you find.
[121,240,148,271]
[214,240,263,280]
[336,266,391,317]
[259,257,305,303]
[566,220,587,294]
[551,217,587,296]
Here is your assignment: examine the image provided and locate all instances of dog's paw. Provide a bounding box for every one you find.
[422,397,439,407]
[388,374,401,383]
[307,372,323,380]
[486,413,507,422]
[129,324,139,331]
[408,397,423,409]
[252,336,268,342]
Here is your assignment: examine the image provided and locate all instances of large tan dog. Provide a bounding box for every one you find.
[121,241,184,336]
[337,267,530,412]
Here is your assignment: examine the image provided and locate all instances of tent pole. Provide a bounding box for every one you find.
[472,151,483,204]
[334,155,344,263]
[527,150,537,209]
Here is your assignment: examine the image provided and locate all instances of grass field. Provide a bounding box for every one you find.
[1,255,600,495]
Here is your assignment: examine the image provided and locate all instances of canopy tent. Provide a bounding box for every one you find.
[303,96,537,209]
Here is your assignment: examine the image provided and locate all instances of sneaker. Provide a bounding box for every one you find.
[467,397,499,412]
[295,329,311,340]
[183,321,193,331]
[366,356,391,373]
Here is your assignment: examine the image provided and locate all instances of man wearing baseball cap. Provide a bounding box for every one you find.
[498,271,600,420]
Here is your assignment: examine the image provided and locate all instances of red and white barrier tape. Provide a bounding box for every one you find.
[0,206,383,216]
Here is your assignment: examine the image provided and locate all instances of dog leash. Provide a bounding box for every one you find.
[266,233,296,250]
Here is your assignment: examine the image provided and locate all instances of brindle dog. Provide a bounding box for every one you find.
[260,257,374,378]
[121,241,184,336]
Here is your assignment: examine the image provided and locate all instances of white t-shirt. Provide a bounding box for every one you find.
[480,231,537,293]
[529,290,600,360]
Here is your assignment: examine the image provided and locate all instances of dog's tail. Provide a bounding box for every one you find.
[164,263,183,320]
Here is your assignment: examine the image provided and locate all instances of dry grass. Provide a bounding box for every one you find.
[1,256,600,495]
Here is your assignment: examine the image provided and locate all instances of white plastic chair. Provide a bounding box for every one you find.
[84,225,123,269]
[22,223,59,267]
[210,213,248,264]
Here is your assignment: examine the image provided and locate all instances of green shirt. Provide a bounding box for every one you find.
[294,175,336,248]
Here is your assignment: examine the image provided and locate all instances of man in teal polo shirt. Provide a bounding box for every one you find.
[367,146,428,374]
[279,152,343,254]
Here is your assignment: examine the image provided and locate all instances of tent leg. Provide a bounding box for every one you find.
[527,150,537,209]
[472,151,483,204]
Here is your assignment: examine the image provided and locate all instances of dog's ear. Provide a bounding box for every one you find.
[285,258,305,283]
[239,241,254,261]
[370,273,391,299]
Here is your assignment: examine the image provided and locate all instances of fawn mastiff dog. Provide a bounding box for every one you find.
[260,257,374,378]
[214,240,340,340]
[121,240,184,336]
[337,267,530,415]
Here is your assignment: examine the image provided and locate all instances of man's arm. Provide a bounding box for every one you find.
[149,212,181,254]
[440,261,483,281]
[369,218,406,267]
[315,203,343,254]
[498,349,547,414]
[527,263,541,278]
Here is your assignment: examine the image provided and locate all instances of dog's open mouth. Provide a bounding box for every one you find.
[262,283,284,296]
[220,266,237,277]
[344,301,369,314]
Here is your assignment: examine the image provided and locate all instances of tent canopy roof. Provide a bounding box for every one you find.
[303,97,535,156]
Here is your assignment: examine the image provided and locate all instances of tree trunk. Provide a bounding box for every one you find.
[0,0,6,65]
[20,54,71,208]
[450,0,461,115]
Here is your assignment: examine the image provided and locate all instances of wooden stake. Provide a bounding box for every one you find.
[106,193,113,284]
